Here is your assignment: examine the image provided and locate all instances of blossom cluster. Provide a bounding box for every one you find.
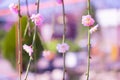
[23,44,33,57]
[30,14,43,26]
[56,43,69,53]
[82,15,98,33]
[9,3,19,13]
[82,15,95,27]
[9,3,43,26]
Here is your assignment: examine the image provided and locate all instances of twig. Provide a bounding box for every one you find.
[32,0,40,46]
[86,0,91,80]
[23,0,40,80]
[24,0,31,37]
[17,0,22,80]
[61,0,66,80]
[24,57,33,80]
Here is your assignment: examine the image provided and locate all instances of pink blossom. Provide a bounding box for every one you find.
[82,15,95,27]
[56,43,69,53]
[31,13,43,26]
[9,3,19,13]
[89,24,99,34]
[56,0,63,4]
[23,44,33,56]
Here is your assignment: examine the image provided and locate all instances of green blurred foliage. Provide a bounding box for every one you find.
[1,16,44,70]
[0,30,6,40]
[1,26,15,66]
[44,39,80,53]
[0,30,6,52]
[66,40,80,52]
[43,40,58,52]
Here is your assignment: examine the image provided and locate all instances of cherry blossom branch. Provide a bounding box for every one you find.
[56,1,70,80]
[23,44,33,80]
[31,0,40,74]
[23,0,32,80]
[86,27,91,80]
[82,0,98,80]
[82,1,98,79]
[24,57,32,80]
[26,0,30,17]
[61,0,66,80]
[32,0,40,46]
[86,0,91,80]
[87,0,90,15]
[24,0,40,80]
[24,0,31,37]
[17,0,22,80]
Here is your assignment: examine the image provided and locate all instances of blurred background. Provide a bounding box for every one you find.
[0,0,120,80]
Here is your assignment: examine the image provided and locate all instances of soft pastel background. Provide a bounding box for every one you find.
[0,0,120,80]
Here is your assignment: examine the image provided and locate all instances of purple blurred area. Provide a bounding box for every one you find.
[0,0,120,80]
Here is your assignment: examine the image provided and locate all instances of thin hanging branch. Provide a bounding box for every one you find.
[37,0,40,13]
[32,0,40,73]
[87,0,90,15]
[61,0,66,80]
[26,0,30,17]
[31,1,40,79]
[23,0,31,80]
[86,28,91,80]
[24,0,31,37]
[24,0,40,80]
[17,0,22,80]
[86,0,91,80]
[24,57,32,80]
[32,0,40,46]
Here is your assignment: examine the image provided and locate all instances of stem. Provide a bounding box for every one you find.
[86,27,91,80]
[24,0,31,37]
[62,0,66,43]
[62,0,66,80]
[87,0,90,15]
[24,0,40,80]
[26,0,30,17]
[23,1,33,80]
[86,0,91,80]
[32,26,37,46]
[32,0,40,46]
[18,0,22,80]
[37,0,40,13]
[24,19,31,37]
[24,57,32,80]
